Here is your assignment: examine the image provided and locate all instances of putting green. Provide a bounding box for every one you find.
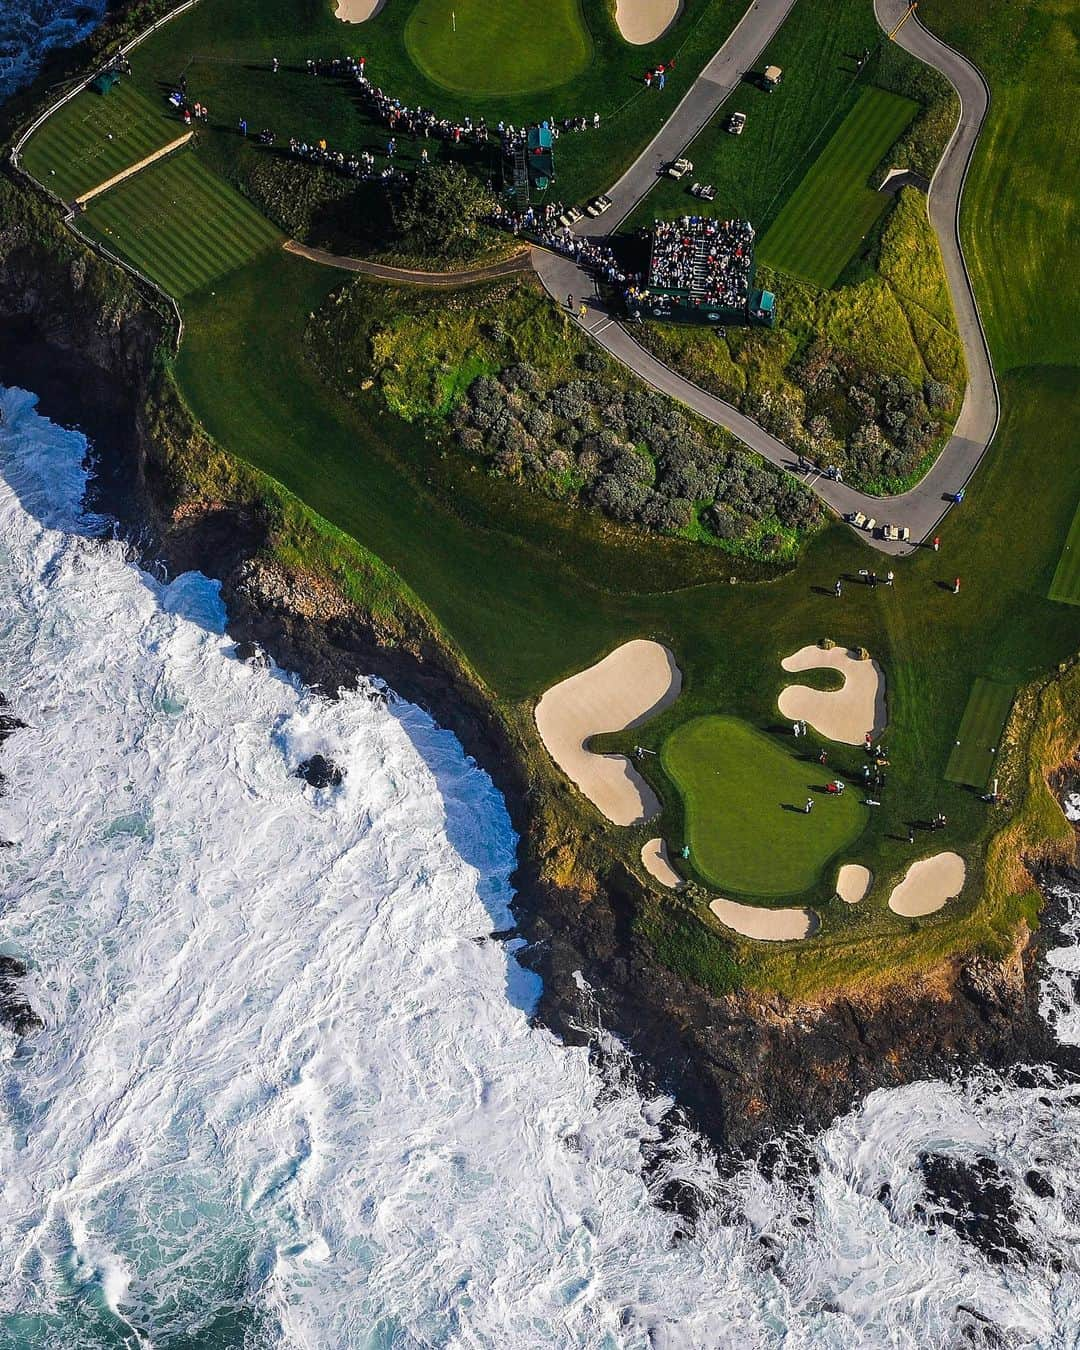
[404,0,592,96]
[662,715,867,896]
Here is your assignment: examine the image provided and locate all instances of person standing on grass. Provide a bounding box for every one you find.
[805,798,814,814]
[658,70,666,90]
[793,722,801,739]
[933,536,940,552]
[238,118,247,136]
[908,826,915,845]
[835,578,842,597]
[953,576,961,594]
[271,56,279,73]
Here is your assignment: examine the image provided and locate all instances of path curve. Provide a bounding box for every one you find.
[532,0,998,556]
[284,239,531,287]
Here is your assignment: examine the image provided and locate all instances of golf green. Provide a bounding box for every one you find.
[404,0,592,96]
[662,715,868,896]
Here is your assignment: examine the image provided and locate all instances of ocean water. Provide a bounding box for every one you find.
[0,0,106,103]
[1,389,1079,1348]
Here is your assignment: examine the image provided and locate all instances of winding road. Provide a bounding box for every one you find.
[531,0,998,556]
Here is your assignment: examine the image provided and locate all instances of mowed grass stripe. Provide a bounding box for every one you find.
[23,81,179,201]
[759,87,917,287]
[944,678,1015,787]
[90,171,241,291]
[1049,499,1080,605]
[84,151,280,296]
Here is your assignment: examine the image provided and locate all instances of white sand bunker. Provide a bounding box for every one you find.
[888,852,966,917]
[778,645,887,746]
[535,639,681,826]
[335,0,385,22]
[641,838,684,889]
[615,0,683,44]
[836,863,872,904]
[709,897,818,942]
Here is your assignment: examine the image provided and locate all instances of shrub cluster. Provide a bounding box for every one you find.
[792,339,955,490]
[450,362,821,551]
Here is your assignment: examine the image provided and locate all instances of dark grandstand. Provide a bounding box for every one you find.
[626,217,775,327]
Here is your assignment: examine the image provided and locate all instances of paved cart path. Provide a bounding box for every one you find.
[532,0,998,556]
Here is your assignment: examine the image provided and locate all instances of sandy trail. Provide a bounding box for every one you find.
[778,645,887,746]
[709,897,818,942]
[836,863,872,904]
[888,852,966,917]
[335,0,385,21]
[641,838,684,888]
[535,639,681,826]
[615,0,683,44]
[75,132,192,205]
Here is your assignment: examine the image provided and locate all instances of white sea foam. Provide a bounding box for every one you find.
[1,383,1079,1348]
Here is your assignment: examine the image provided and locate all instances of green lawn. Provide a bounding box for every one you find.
[404,0,591,96]
[20,79,180,203]
[758,88,917,287]
[83,151,280,296]
[661,715,868,896]
[945,678,1015,787]
[1049,499,1080,605]
[117,0,741,211]
[628,0,939,237]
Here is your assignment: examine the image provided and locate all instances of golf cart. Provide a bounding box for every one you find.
[727,111,747,135]
[762,65,782,91]
[666,157,693,179]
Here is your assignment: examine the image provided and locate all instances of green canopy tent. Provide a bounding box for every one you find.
[90,70,122,95]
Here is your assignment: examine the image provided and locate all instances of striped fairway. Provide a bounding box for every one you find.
[1049,499,1080,605]
[944,678,1015,788]
[83,151,281,298]
[21,81,181,203]
[759,87,918,288]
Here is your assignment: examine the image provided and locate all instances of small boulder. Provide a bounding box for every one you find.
[295,754,344,789]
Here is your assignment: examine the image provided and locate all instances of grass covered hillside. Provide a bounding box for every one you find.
[308,276,822,559]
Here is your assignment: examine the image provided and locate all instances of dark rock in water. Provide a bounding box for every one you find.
[918,1153,1033,1265]
[954,1303,1021,1348]
[1024,1168,1055,1199]
[0,715,26,744]
[0,956,44,1037]
[233,640,270,667]
[295,754,344,789]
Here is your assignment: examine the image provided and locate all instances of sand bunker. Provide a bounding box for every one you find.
[709,897,818,942]
[836,863,872,905]
[615,0,683,44]
[335,0,385,22]
[535,639,681,826]
[641,838,684,889]
[778,645,887,746]
[888,852,966,917]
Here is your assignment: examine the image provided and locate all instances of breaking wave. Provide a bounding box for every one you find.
[0,383,1078,1348]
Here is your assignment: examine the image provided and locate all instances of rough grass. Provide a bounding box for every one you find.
[945,678,1015,787]
[404,0,591,96]
[82,151,280,296]
[20,79,180,203]
[1049,500,1080,606]
[759,88,918,287]
[918,0,1079,375]
[662,715,868,896]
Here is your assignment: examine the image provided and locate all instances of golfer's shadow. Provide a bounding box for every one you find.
[810,585,835,596]
[780,803,807,813]
[935,579,956,591]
